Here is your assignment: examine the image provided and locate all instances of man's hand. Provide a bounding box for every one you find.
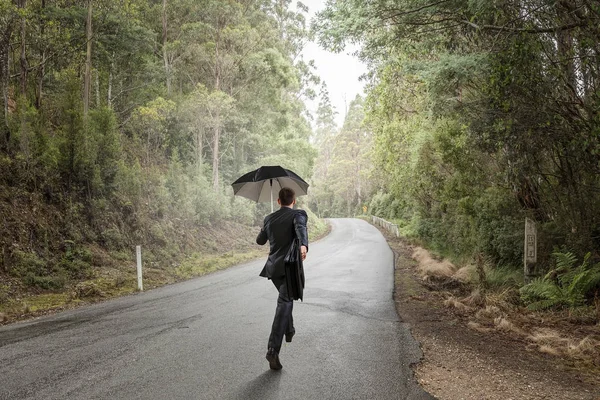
[300,245,307,261]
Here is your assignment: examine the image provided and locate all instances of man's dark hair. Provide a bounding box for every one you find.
[279,187,295,206]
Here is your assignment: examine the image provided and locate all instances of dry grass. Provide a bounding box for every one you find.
[567,336,598,358]
[444,296,472,312]
[467,321,493,333]
[524,328,600,360]
[483,288,519,308]
[403,241,600,371]
[539,345,561,356]
[462,289,484,307]
[527,328,570,346]
[411,247,456,279]
[453,265,474,283]
[475,305,502,321]
[494,317,525,335]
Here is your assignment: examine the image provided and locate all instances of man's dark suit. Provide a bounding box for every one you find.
[257,207,308,353]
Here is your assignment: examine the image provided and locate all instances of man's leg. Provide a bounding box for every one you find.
[285,307,295,342]
[268,277,293,352]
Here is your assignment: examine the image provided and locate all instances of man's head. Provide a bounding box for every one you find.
[277,187,296,207]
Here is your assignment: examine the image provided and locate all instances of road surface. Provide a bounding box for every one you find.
[0,218,433,400]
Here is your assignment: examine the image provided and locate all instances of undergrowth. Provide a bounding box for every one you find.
[520,251,600,311]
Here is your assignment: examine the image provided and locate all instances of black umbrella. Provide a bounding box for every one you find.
[231,166,309,212]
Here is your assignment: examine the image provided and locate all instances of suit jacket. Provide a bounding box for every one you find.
[257,207,309,279]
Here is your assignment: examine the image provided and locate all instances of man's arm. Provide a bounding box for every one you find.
[256,229,267,245]
[256,217,268,245]
[293,210,309,260]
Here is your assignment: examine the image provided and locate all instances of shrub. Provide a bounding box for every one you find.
[520,251,600,310]
[25,274,67,290]
[485,265,524,290]
[369,191,394,218]
[72,281,105,299]
[101,228,126,250]
[9,250,47,279]
[57,242,93,280]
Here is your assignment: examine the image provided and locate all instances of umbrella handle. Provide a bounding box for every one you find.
[270,179,273,213]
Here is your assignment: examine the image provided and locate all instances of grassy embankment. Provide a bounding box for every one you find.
[0,207,329,324]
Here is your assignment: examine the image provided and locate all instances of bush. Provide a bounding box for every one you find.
[484,265,524,290]
[101,228,126,250]
[8,250,63,290]
[57,241,93,280]
[25,274,67,290]
[72,281,105,299]
[369,191,394,218]
[230,197,255,226]
[520,251,600,310]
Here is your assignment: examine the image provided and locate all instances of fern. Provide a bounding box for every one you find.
[520,251,600,310]
[554,251,578,272]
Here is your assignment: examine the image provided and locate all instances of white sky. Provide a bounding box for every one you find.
[299,0,368,128]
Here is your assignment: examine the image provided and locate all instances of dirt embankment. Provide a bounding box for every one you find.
[376,227,600,400]
[0,220,265,324]
[0,212,330,326]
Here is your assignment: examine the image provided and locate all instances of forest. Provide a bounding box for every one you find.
[1,0,599,318]
[0,0,324,314]
[312,0,600,311]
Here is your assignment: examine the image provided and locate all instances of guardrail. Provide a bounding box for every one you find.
[371,216,400,237]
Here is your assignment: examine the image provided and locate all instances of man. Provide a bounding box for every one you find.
[256,187,308,370]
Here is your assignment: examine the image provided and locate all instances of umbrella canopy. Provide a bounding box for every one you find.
[231,166,309,211]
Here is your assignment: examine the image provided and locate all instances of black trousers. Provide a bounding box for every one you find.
[268,277,295,353]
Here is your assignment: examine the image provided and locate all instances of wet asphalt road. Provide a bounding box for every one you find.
[0,218,433,400]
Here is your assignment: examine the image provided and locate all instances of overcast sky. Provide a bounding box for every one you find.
[299,0,368,128]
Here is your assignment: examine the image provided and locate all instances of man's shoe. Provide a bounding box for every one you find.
[266,348,283,370]
[285,331,294,343]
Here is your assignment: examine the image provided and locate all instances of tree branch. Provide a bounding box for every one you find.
[462,20,586,34]
[379,0,451,22]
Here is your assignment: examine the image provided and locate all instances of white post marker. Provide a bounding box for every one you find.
[136,245,143,291]
[524,218,537,282]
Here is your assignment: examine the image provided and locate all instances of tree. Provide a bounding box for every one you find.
[0,0,319,293]
[314,0,600,264]
[0,1,17,147]
[311,94,372,217]
[83,0,92,116]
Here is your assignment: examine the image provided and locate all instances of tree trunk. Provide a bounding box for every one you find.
[107,53,114,109]
[95,69,100,107]
[195,127,203,167]
[212,32,221,191]
[19,0,27,96]
[162,0,171,95]
[35,0,45,108]
[0,25,12,148]
[212,122,220,191]
[555,5,577,96]
[578,39,591,99]
[83,0,93,116]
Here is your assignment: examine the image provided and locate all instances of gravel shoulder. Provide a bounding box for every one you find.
[377,228,600,400]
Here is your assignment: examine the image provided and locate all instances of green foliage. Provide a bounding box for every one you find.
[313,0,600,273]
[304,206,328,241]
[310,94,372,217]
[9,250,47,279]
[88,108,121,195]
[520,251,600,310]
[0,0,320,297]
[369,191,395,220]
[56,241,93,280]
[484,265,524,290]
